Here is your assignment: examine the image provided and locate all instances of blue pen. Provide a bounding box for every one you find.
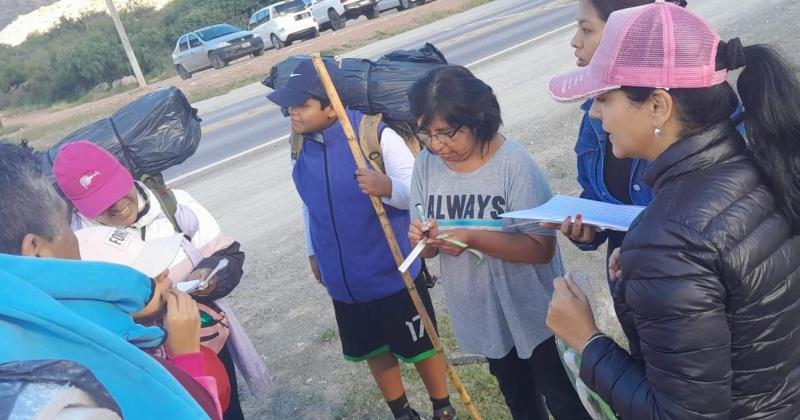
[415,203,430,238]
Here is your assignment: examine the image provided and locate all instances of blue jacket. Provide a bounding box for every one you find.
[293,109,420,303]
[574,99,654,254]
[573,100,746,255]
[0,255,207,419]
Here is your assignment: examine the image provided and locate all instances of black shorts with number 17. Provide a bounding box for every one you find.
[333,273,438,363]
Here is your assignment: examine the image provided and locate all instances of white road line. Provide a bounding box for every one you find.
[465,21,574,68]
[167,134,289,185]
[170,21,576,185]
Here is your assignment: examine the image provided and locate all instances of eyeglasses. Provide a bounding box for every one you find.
[417,126,462,146]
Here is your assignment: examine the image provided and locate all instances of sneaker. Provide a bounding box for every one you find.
[432,405,458,420]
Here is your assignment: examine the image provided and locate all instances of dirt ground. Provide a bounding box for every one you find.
[0,0,482,133]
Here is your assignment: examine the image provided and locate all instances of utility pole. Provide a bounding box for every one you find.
[105,0,147,88]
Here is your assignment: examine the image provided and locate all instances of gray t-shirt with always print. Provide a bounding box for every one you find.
[411,139,564,359]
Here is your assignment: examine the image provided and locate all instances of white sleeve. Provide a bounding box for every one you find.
[302,202,314,257]
[379,128,414,210]
[292,157,315,257]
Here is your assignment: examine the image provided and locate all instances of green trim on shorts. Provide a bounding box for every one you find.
[395,348,438,364]
[344,345,391,362]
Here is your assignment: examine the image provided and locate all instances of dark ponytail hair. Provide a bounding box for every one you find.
[621,42,800,232]
[585,0,687,22]
[409,65,502,147]
[737,45,800,232]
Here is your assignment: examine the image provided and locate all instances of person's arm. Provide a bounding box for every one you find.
[572,112,612,250]
[191,242,245,302]
[302,202,322,283]
[292,158,321,282]
[163,289,222,419]
[579,222,731,419]
[379,128,414,210]
[302,203,314,257]
[408,152,438,258]
[354,128,414,209]
[450,229,555,264]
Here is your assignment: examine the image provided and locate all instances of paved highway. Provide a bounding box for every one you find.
[164,0,576,180]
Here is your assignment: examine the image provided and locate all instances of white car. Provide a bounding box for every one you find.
[249,0,319,50]
[377,0,415,12]
[302,0,347,32]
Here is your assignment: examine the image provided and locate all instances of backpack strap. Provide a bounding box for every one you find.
[289,133,304,161]
[358,114,385,173]
[405,133,422,156]
[139,174,182,234]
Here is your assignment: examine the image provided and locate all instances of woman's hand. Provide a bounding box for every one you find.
[540,214,597,243]
[546,275,599,354]
[409,219,440,247]
[188,267,217,297]
[428,229,473,257]
[608,247,622,282]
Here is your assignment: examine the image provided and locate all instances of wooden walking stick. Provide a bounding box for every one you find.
[310,54,482,420]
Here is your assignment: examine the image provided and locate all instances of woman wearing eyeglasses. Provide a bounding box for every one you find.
[407,66,591,420]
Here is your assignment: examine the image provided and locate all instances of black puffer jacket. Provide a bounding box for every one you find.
[579,122,800,419]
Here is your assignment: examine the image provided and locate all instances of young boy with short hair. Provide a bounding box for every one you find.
[267,59,455,420]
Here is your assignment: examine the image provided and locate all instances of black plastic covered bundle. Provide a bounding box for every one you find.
[0,360,121,418]
[263,43,449,122]
[41,87,201,179]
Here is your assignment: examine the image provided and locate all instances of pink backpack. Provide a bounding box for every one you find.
[197,303,230,354]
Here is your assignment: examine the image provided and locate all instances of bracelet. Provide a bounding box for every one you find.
[581,332,606,354]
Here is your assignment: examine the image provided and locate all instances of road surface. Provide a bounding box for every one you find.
[164,0,577,180]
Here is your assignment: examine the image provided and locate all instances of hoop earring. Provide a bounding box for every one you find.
[654,127,662,138]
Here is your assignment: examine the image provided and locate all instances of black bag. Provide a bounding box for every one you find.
[40,87,201,180]
[263,43,449,122]
[0,360,122,418]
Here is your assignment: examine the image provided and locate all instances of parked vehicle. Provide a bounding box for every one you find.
[341,0,380,20]
[249,0,319,50]
[302,0,346,31]
[172,24,264,79]
[377,0,415,12]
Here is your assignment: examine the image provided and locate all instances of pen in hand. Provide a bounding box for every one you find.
[415,203,430,239]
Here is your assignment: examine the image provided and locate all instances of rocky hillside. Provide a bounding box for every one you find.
[0,0,173,46]
[0,0,58,31]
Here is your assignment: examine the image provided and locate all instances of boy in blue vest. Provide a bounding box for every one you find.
[267,59,455,420]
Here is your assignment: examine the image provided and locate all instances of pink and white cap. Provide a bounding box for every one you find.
[548,0,727,103]
[54,141,134,219]
[76,226,183,278]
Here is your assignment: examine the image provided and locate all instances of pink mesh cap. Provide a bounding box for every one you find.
[548,0,727,102]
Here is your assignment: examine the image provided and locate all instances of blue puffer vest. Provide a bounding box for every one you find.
[293,109,420,304]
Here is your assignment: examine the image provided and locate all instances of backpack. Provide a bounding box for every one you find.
[197,302,231,355]
[139,173,182,234]
[289,114,423,173]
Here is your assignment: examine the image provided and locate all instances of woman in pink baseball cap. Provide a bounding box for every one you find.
[53,141,262,420]
[544,1,800,419]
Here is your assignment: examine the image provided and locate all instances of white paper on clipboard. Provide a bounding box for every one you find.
[500,195,645,232]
